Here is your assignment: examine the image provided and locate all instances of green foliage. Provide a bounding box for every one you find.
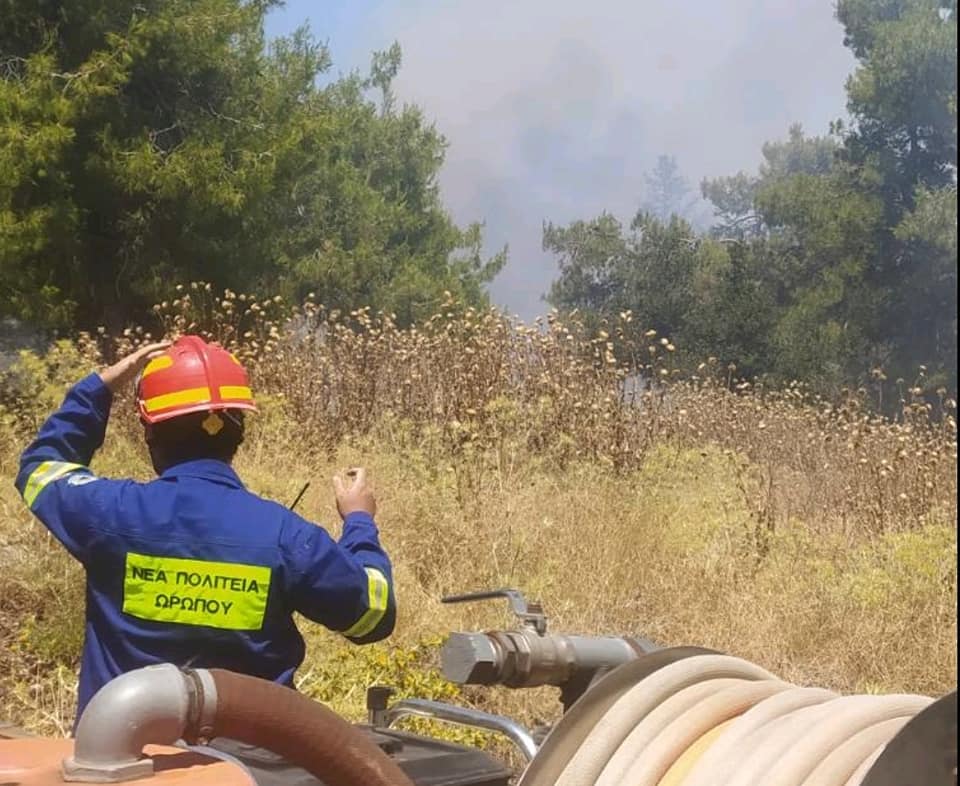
[842,522,956,611]
[897,184,959,253]
[0,1,503,331]
[700,171,762,239]
[551,4,956,398]
[0,338,102,431]
[838,0,957,195]
[296,636,492,748]
[893,184,958,386]
[699,128,877,389]
[544,211,703,349]
[834,0,958,389]
[685,240,779,376]
[701,124,840,239]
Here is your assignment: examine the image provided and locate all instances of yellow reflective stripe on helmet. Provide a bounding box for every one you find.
[22,461,87,508]
[141,355,173,378]
[343,567,390,639]
[219,385,252,401]
[123,552,271,631]
[142,386,212,413]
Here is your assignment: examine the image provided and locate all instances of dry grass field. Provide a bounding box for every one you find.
[1,287,955,739]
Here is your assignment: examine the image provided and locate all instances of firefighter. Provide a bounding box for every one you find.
[15,335,396,726]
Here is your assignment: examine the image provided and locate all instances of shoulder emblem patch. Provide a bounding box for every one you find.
[66,474,99,487]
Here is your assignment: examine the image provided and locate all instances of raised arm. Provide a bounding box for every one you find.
[15,342,169,559]
[282,468,396,643]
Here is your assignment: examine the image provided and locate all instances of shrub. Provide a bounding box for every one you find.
[0,285,954,736]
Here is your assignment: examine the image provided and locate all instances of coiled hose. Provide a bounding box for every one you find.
[518,650,934,786]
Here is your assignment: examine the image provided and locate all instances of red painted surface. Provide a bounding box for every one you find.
[0,739,254,785]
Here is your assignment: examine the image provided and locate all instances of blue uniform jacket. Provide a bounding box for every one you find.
[15,373,395,723]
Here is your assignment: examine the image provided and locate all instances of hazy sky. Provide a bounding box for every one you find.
[266,1,857,320]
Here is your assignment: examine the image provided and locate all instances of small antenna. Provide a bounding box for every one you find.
[289,482,310,511]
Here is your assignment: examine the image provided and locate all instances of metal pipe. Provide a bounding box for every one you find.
[63,665,413,786]
[382,698,539,762]
[441,630,653,688]
[563,635,647,674]
[63,663,205,782]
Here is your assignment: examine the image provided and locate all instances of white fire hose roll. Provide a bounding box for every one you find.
[762,694,933,786]
[841,742,887,786]
[555,654,776,786]
[718,697,853,786]
[594,678,749,786]
[681,686,838,786]
[619,678,792,786]
[799,716,912,786]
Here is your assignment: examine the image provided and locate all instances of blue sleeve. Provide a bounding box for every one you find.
[281,511,396,644]
[14,373,112,561]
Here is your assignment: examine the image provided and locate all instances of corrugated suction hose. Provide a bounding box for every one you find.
[208,669,414,786]
[519,650,936,786]
[64,665,415,786]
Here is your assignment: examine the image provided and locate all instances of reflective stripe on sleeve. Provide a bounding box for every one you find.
[342,567,390,639]
[22,461,88,508]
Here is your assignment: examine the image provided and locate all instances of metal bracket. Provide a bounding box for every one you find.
[379,698,538,762]
[366,685,396,727]
[442,588,548,636]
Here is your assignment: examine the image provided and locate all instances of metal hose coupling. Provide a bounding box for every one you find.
[441,629,659,713]
[439,588,658,709]
[442,630,653,688]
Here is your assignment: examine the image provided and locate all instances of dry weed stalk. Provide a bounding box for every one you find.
[0,283,955,735]
[133,284,957,539]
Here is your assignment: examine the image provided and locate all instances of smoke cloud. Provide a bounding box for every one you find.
[270,1,857,319]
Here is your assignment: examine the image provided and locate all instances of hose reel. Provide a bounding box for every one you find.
[440,589,957,786]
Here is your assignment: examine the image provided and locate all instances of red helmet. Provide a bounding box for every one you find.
[136,335,257,424]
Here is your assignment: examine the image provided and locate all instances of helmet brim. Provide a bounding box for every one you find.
[138,400,258,425]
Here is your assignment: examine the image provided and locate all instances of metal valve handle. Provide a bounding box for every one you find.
[441,588,548,636]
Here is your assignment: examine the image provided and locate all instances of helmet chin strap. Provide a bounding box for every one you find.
[220,410,243,429]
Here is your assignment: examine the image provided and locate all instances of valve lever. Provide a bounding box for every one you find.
[442,588,548,636]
